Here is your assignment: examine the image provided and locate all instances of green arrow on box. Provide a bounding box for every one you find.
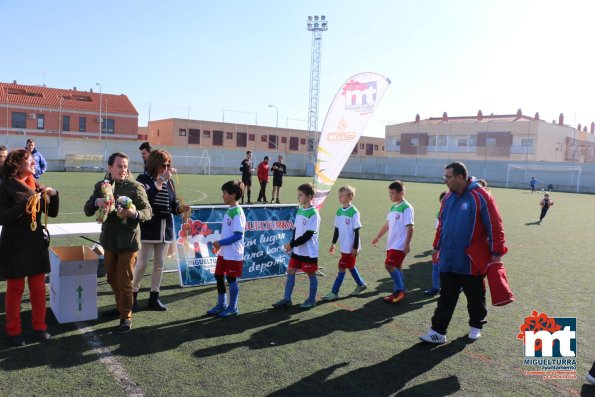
[77,285,83,299]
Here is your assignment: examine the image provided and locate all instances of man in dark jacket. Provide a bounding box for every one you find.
[84,152,152,333]
[420,162,507,344]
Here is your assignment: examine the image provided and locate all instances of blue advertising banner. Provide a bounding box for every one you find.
[173,205,297,287]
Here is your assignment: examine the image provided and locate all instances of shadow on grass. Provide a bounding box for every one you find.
[414,249,433,258]
[266,337,468,397]
[194,262,436,358]
[525,221,541,226]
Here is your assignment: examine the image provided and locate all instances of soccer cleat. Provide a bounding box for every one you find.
[216,307,239,318]
[322,292,339,301]
[8,334,26,347]
[207,304,227,316]
[299,300,316,310]
[116,319,132,333]
[34,330,51,341]
[424,287,440,296]
[272,299,292,309]
[275,199,280,204]
[384,290,406,304]
[468,327,482,340]
[419,329,447,344]
[350,284,368,296]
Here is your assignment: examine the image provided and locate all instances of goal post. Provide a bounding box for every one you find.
[171,149,211,175]
[506,164,582,193]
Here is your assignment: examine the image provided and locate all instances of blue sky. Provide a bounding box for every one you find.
[1,0,594,137]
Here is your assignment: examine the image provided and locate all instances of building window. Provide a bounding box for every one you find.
[428,135,437,146]
[213,130,223,146]
[226,132,233,139]
[189,129,200,144]
[410,138,419,147]
[374,145,379,151]
[457,138,467,147]
[248,134,255,141]
[179,129,187,136]
[486,137,496,146]
[63,115,71,132]
[395,139,401,146]
[359,143,364,149]
[11,112,26,128]
[468,135,477,147]
[289,137,299,151]
[37,114,44,130]
[382,145,384,151]
[437,136,447,146]
[301,138,306,145]
[236,132,247,147]
[203,130,210,138]
[521,139,534,147]
[79,117,86,132]
[268,135,278,149]
[281,137,287,143]
[102,118,115,134]
[261,135,268,142]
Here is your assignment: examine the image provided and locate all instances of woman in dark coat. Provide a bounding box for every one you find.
[0,149,59,346]
[132,150,189,311]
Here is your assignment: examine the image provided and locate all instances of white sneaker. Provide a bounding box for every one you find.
[468,327,482,340]
[419,329,447,344]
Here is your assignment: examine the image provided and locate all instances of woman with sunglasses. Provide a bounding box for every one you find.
[132,150,189,311]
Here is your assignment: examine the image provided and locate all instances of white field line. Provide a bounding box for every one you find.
[75,322,145,397]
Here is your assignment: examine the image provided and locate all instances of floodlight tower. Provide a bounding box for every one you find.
[305,15,328,176]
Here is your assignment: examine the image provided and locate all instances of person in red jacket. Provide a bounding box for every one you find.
[256,156,270,203]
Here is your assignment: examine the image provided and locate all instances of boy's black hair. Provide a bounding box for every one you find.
[439,191,447,201]
[138,141,152,152]
[388,180,404,192]
[297,182,316,198]
[222,180,245,200]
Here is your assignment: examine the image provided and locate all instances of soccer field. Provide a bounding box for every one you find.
[0,172,593,397]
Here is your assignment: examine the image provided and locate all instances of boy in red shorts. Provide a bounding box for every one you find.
[272,183,320,310]
[322,185,367,301]
[208,180,246,318]
[372,180,415,304]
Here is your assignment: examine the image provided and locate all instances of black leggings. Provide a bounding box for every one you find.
[215,274,237,294]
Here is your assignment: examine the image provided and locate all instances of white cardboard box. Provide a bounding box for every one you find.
[49,246,98,324]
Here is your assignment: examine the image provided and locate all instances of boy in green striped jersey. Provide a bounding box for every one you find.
[272,183,320,310]
[322,185,367,301]
[372,180,415,304]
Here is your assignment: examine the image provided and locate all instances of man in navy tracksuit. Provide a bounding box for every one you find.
[420,162,507,344]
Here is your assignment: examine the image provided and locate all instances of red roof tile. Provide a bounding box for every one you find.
[0,82,138,115]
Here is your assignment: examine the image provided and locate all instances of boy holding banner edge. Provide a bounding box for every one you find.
[208,180,246,318]
[322,185,367,301]
[272,183,320,310]
[372,180,415,304]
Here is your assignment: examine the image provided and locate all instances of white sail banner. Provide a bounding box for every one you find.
[313,72,391,208]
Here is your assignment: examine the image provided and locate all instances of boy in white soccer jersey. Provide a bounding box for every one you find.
[272,183,320,310]
[372,180,414,304]
[208,180,246,318]
[424,191,447,296]
[322,185,367,301]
